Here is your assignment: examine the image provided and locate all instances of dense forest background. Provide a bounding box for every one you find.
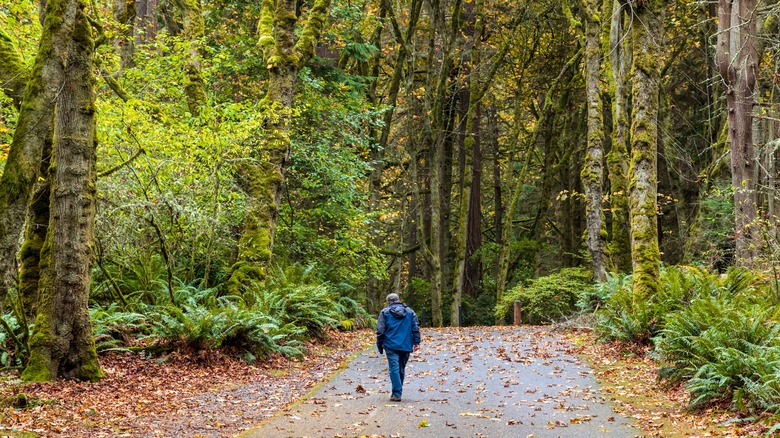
[3,0,780,419]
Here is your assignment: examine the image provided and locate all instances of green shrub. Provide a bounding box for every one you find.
[337,296,377,330]
[0,313,27,368]
[146,302,306,358]
[596,264,780,413]
[655,292,780,412]
[462,293,496,326]
[0,290,30,368]
[577,271,632,312]
[495,267,594,324]
[596,285,659,345]
[595,266,752,345]
[90,304,149,352]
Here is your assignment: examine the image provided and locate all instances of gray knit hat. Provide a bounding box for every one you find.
[386,293,400,303]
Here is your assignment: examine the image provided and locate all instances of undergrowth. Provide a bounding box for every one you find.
[594,265,780,416]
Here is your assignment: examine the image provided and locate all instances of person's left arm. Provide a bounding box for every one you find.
[411,310,421,351]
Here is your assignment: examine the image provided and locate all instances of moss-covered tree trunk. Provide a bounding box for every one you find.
[0,26,29,108]
[580,0,608,282]
[0,0,76,310]
[228,0,331,292]
[606,0,632,272]
[22,0,102,382]
[173,0,207,114]
[717,0,758,266]
[627,0,662,298]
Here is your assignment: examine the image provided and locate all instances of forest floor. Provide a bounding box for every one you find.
[572,329,776,437]
[0,330,373,437]
[0,326,775,437]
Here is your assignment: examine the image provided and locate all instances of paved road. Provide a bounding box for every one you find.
[240,327,639,438]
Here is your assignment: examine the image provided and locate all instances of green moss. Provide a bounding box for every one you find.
[75,357,103,382]
[226,261,266,296]
[292,0,332,68]
[0,27,29,106]
[21,348,52,383]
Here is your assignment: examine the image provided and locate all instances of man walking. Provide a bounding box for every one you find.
[376,293,421,402]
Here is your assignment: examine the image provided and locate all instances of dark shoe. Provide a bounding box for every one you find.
[389,396,402,402]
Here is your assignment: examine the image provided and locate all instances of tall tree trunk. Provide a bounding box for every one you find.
[581,0,608,281]
[464,104,482,300]
[0,26,30,109]
[136,0,160,42]
[364,1,387,314]
[451,0,482,326]
[628,0,663,298]
[0,0,74,310]
[717,0,758,266]
[173,0,207,114]
[23,0,102,382]
[417,0,464,327]
[606,0,632,272]
[228,0,331,292]
[113,0,136,69]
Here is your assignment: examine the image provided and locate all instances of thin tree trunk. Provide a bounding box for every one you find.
[23,0,102,382]
[464,103,482,300]
[173,0,207,114]
[581,0,607,281]
[113,0,136,69]
[606,0,632,273]
[451,0,483,326]
[717,0,758,266]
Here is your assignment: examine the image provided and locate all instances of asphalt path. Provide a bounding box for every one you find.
[240,326,639,438]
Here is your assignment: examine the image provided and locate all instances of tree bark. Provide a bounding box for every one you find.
[451,0,483,327]
[23,0,102,382]
[717,0,758,266]
[606,0,632,272]
[0,0,76,310]
[627,0,663,298]
[580,0,608,281]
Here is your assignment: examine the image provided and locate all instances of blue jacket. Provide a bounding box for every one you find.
[376,302,421,353]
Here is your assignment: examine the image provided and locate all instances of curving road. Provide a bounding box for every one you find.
[239,327,640,438]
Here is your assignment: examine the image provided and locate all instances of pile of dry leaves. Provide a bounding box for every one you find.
[0,330,373,437]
